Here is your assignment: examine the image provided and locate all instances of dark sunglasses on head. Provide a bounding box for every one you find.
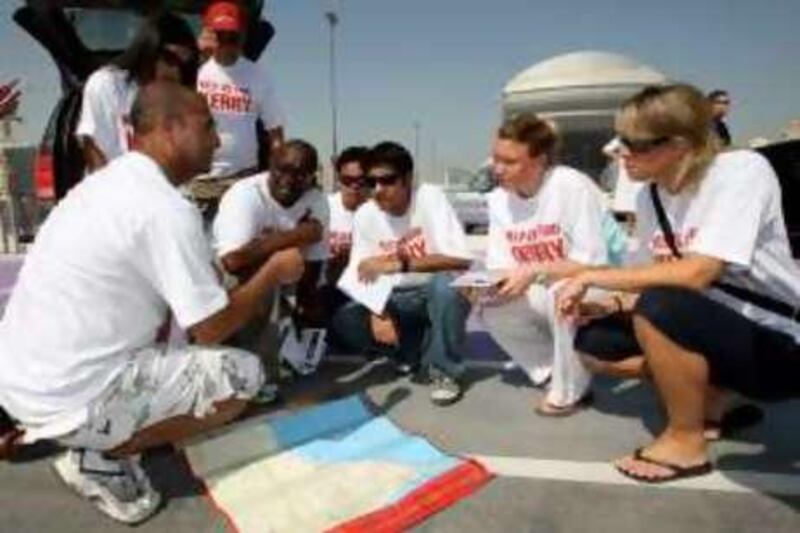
[339,175,372,189]
[618,135,671,154]
[367,173,403,187]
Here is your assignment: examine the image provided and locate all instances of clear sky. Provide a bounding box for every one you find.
[1,0,798,178]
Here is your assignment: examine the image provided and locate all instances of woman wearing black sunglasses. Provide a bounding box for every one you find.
[76,11,199,172]
[557,83,800,483]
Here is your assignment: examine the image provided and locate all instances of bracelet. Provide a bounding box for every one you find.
[613,295,624,313]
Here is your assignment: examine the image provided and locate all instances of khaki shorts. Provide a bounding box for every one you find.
[57,344,264,451]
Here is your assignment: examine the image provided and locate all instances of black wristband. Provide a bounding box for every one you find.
[400,256,410,273]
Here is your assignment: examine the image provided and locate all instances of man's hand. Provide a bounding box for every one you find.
[496,265,540,299]
[370,314,399,346]
[358,255,399,283]
[295,209,322,242]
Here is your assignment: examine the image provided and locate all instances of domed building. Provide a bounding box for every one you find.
[502,51,669,180]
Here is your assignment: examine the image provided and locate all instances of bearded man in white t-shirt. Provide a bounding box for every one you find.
[0,83,302,524]
[194,0,285,206]
[482,113,609,416]
[332,142,473,406]
[212,139,329,386]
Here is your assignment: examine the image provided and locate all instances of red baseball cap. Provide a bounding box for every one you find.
[205,1,244,32]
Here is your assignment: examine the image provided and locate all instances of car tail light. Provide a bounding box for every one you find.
[33,147,55,201]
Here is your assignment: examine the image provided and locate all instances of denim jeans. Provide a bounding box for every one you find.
[330,273,471,379]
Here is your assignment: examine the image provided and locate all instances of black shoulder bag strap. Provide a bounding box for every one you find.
[649,183,800,323]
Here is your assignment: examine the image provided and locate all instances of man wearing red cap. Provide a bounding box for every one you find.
[195,0,285,204]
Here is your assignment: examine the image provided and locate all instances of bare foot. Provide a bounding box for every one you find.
[614,431,709,482]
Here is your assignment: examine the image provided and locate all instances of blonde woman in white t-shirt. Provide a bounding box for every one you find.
[558,83,800,484]
[481,113,609,416]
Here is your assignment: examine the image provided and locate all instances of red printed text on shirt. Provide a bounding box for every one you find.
[378,228,428,259]
[505,223,565,264]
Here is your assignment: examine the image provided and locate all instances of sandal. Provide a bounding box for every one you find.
[704,404,764,441]
[616,448,713,484]
[535,392,594,417]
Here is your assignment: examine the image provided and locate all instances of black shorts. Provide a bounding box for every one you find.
[574,286,800,401]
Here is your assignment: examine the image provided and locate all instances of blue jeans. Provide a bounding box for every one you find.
[330,273,471,379]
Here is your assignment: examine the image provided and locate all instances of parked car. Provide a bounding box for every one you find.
[13,0,274,206]
[444,164,496,234]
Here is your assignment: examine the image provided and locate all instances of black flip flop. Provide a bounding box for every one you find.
[705,404,764,441]
[615,448,713,484]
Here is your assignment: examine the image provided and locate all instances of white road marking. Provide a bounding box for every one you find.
[472,455,800,496]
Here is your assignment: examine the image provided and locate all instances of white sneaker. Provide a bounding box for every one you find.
[53,449,161,525]
[430,375,463,406]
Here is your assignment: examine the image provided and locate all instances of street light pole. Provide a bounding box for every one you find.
[324,4,339,169]
[413,120,420,180]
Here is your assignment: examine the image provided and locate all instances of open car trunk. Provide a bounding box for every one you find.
[13,0,274,201]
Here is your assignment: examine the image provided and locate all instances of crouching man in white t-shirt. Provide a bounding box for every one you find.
[212,139,329,388]
[0,84,301,525]
[333,142,473,406]
[322,146,373,347]
[481,113,609,416]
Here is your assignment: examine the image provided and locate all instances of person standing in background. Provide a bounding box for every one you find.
[708,89,732,147]
[76,12,198,172]
[195,0,285,209]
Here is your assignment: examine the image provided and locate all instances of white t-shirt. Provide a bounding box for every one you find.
[634,150,800,341]
[0,152,228,431]
[327,192,357,258]
[212,173,329,261]
[75,66,137,162]
[344,183,472,287]
[612,163,645,214]
[486,166,608,270]
[197,57,285,177]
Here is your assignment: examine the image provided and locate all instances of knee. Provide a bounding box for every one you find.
[269,248,305,285]
[633,286,690,330]
[218,348,265,400]
[428,273,465,305]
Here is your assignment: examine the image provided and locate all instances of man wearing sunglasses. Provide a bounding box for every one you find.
[332,142,473,406]
[195,0,285,207]
[320,147,372,345]
[212,139,329,393]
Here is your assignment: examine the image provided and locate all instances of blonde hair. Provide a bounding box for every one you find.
[616,83,720,188]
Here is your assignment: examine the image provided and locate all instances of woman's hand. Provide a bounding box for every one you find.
[496,266,541,299]
[556,274,591,320]
[568,298,619,326]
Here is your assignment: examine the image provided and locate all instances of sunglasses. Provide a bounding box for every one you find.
[216,31,241,44]
[339,175,372,189]
[618,135,671,154]
[367,173,403,187]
